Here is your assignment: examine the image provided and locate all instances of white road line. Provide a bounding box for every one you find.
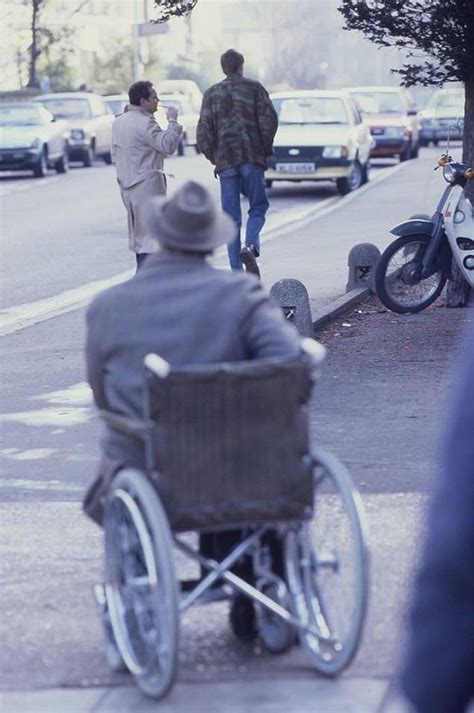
[0,175,62,197]
[0,161,407,337]
[0,271,132,337]
[0,477,83,491]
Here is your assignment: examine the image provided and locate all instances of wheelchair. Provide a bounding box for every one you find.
[92,338,370,700]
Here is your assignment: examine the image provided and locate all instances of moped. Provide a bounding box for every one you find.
[375,151,474,313]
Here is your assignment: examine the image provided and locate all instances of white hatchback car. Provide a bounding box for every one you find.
[267,90,373,195]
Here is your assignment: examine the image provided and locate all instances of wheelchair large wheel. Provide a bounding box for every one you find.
[104,468,179,699]
[285,450,369,675]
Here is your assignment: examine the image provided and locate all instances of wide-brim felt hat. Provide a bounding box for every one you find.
[145,180,236,253]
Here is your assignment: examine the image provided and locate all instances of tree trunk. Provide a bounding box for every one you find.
[27,0,41,89]
[446,74,473,307]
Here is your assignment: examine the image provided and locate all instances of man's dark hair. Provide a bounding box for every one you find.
[128,80,153,106]
[220,49,244,76]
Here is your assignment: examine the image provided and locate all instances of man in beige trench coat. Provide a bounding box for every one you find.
[112,80,182,268]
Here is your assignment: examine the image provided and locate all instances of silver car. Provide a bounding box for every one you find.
[0,102,69,178]
[419,88,464,146]
[34,92,114,167]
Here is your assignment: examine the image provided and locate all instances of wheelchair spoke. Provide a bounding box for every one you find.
[285,451,369,675]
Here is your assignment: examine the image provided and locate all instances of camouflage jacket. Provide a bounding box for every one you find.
[196,74,278,172]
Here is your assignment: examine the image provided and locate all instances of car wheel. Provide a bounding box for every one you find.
[177,135,187,157]
[55,147,69,174]
[265,179,273,189]
[83,145,95,167]
[399,143,411,162]
[410,141,420,159]
[195,144,201,154]
[103,151,113,165]
[433,139,439,147]
[32,149,48,178]
[336,159,363,196]
[361,160,370,185]
[419,138,429,147]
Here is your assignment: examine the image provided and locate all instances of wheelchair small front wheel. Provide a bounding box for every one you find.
[285,450,369,675]
[104,468,179,699]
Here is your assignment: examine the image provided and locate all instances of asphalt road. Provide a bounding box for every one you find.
[0,150,390,310]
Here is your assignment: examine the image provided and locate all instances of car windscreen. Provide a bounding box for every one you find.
[105,99,127,115]
[272,97,348,125]
[429,93,464,113]
[350,92,403,114]
[0,105,43,126]
[38,98,92,120]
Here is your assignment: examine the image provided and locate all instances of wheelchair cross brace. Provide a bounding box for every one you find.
[174,528,334,643]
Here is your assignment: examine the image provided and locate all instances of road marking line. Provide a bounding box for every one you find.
[0,271,132,337]
[0,161,406,336]
[0,407,92,427]
[0,477,83,491]
[0,175,62,197]
[33,382,92,406]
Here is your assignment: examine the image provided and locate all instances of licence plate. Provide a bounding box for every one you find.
[275,162,315,174]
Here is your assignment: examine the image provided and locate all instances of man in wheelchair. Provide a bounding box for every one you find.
[85,180,302,643]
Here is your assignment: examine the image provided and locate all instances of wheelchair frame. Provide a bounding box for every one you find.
[94,339,370,700]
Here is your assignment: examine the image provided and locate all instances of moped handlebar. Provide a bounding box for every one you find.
[435,154,474,179]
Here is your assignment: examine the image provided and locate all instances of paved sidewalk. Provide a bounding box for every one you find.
[2,151,472,712]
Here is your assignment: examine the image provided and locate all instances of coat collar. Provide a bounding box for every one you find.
[128,104,152,117]
[139,250,209,271]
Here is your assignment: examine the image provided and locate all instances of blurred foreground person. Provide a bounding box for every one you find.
[197,49,278,275]
[85,181,300,637]
[112,80,182,269]
[389,322,474,712]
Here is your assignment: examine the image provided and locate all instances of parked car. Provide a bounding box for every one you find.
[0,102,69,178]
[155,79,203,113]
[419,88,464,146]
[344,86,420,161]
[34,92,114,167]
[267,90,373,195]
[103,94,128,117]
[158,93,200,155]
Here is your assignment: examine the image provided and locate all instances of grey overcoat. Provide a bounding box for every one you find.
[86,251,301,471]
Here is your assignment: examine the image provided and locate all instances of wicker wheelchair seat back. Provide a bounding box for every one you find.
[145,356,315,532]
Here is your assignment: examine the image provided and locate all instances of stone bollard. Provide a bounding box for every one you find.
[270,278,313,337]
[346,243,381,292]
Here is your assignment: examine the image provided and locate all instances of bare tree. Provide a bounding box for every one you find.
[258,2,330,90]
[339,0,474,305]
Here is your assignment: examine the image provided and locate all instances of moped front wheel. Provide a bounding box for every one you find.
[375,234,446,314]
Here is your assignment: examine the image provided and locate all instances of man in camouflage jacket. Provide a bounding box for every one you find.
[197,49,278,274]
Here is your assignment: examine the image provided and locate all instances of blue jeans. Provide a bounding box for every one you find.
[218,163,269,270]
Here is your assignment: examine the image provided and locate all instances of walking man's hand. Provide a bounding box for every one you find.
[166,105,178,121]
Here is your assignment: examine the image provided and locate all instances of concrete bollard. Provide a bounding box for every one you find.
[346,242,381,292]
[270,278,313,337]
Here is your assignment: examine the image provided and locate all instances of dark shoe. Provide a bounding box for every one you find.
[239,246,260,277]
[229,594,257,641]
[257,582,296,653]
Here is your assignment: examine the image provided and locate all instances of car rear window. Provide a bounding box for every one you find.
[272,97,348,125]
[38,98,92,120]
[350,92,403,114]
[0,105,42,126]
